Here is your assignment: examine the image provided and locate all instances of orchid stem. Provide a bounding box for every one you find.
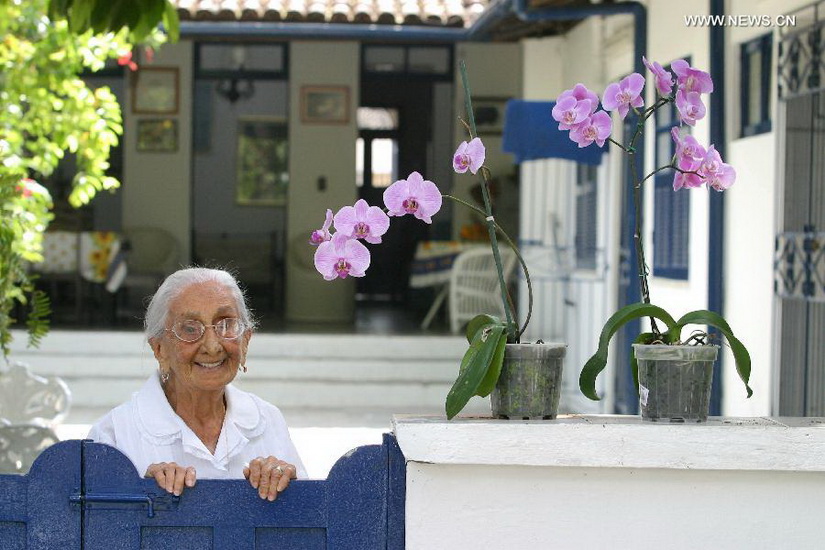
[443,194,532,339]
[459,61,517,342]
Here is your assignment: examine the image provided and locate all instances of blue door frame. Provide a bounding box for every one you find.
[0,434,405,549]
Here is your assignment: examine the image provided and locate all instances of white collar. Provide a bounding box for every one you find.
[134,373,266,451]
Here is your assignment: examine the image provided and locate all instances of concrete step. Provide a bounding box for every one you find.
[7,329,491,425]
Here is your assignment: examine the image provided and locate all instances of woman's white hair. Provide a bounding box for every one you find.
[144,267,257,341]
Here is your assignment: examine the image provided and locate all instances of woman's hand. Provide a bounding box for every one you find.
[243,456,297,501]
[144,462,197,496]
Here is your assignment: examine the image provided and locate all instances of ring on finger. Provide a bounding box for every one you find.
[274,464,285,475]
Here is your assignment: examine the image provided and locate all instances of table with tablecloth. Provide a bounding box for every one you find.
[31,231,128,322]
[37,231,127,289]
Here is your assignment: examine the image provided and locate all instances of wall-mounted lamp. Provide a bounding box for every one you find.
[216,46,255,103]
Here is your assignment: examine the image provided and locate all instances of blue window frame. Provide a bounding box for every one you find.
[741,33,772,137]
[575,163,598,270]
[653,67,689,281]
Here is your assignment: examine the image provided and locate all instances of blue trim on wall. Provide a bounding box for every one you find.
[708,0,726,416]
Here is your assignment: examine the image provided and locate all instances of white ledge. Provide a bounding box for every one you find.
[392,414,825,472]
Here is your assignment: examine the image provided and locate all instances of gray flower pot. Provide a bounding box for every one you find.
[633,344,719,423]
[491,343,566,420]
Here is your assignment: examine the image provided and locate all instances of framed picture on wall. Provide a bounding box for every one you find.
[472,97,509,135]
[236,116,289,206]
[300,86,350,124]
[136,118,178,152]
[132,67,179,114]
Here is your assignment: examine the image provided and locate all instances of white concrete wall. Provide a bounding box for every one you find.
[122,41,193,263]
[397,416,825,550]
[285,41,359,323]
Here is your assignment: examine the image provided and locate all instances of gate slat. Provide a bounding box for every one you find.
[386,433,406,550]
[0,440,82,550]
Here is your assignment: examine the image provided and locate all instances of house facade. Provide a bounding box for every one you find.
[514,0,824,418]
[68,0,822,417]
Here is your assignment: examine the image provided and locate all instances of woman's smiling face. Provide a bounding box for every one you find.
[151,281,251,394]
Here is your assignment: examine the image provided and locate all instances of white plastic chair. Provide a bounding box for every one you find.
[448,247,518,334]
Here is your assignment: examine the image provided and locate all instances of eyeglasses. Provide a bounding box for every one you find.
[166,318,246,343]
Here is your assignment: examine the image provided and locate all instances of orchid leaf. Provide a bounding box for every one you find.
[579,303,677,401]
[446,322,506,419]
[475,329,507,398]
[465,314,501,344]
[670,310,753,398]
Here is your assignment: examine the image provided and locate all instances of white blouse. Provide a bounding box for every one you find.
[88,374,307,480]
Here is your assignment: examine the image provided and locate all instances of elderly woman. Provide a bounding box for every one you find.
[89,267,305,500]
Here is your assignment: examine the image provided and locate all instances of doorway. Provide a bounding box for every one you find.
[356,74,448,301]
[775,91,825,415]
[191,42,289,318]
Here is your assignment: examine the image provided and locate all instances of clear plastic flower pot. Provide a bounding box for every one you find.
[633,344,719,423]
[491,343,566,420]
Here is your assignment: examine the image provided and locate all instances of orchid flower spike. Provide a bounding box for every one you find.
[334,199,391,244]
[453,137,486,175]
[309,209,333,245]
[602,73,645,120]
[671,59,714,95]
[698,145,736,191]
[383,171,443,224]
[642,56,674,97]
[675,89,706,126]
[568,111,612,148]
[313,232,371,280]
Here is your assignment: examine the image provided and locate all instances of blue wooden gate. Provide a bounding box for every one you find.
[0,434,405,549]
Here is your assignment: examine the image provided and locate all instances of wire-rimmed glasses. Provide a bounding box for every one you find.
[166,318,245,343]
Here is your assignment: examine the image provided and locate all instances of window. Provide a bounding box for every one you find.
[362,45,452,79]
[356,108,399,189]
[575,164,598,270]
[653,67,690,280]
[741,33,772,137]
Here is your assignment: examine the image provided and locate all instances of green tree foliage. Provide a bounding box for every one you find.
[48,0,180,43]
[0,0,175,357]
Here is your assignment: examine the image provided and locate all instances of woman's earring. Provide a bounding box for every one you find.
[239,364,247,373]
[160,370,170,383]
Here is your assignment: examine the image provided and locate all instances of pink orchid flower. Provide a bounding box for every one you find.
[309,209,333,245]
[673,171,704,191]
[643,56,674,97]
[334,199,390,244]
[675,89,706,126]
[453,137,486,174]
[557,84,600,115]
[671,127,707,171]
[698,145,736,191]
[383,171,443,224]
[568,111,612,148]
[313,232,371,280]
[671,59,714,95]
[551,95,593,131]
[602,73,645,119]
